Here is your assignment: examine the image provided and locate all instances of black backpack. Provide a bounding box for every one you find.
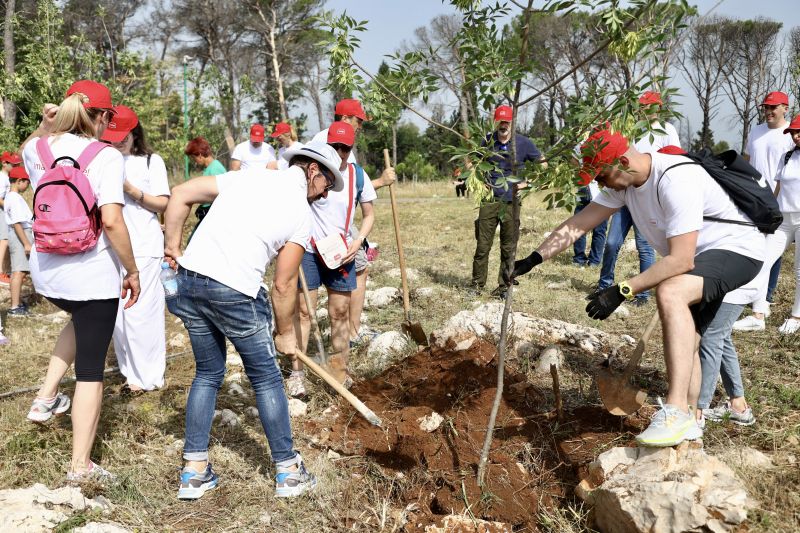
[658,149,783,234]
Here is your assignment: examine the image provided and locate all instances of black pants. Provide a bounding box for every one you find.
[47,297,119,382]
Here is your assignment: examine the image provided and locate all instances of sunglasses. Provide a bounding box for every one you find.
[330,143,352,153]
[318,166,336,191]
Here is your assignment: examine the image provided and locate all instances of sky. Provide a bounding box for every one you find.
[315,0,800,148]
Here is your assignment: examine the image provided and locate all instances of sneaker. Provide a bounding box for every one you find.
[704,401,756,426]
[177,464,219,500]
[732,315,765,332]
[635,399,703,447]
[631,297,649,308]
[27,393,71,422]
[285,370,306,398]
[696,413,706,430]
[275,454,317,498]
[7,305,30,318]
[778,317,800,335]
[0,273,10,286]
[67,461,116,484]
[0,333,8,345]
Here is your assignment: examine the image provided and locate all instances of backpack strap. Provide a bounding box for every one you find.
[655,160,699,208]
[147,153,152,168]
[354,163,365,203]
[76,141,109,170]
[36,136,56,170]
[344,164,355,234]
[784,148,796,167]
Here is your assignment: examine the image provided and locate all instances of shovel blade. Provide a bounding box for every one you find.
[402,321,428,346]
[596,367,647,416]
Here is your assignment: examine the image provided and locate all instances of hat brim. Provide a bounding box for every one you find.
[269,131,284,138]
[281,146,344,192]
[250,135,265,142]
[100,127,132,143]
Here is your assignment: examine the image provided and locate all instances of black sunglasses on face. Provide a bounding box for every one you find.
[318,166,336,191]
[330,143,352,153]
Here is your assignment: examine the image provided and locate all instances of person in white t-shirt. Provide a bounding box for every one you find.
[162,140,343,501]
[513,128,765,448]
[4,166,33,317]
[310,99,366,165]
[0,152,15,286]
[268,122,303,170]
[289,123,377,397]
[22,81,140,483]
[230,124,276,171]
[732,91,795,331]
[101,104,171,393]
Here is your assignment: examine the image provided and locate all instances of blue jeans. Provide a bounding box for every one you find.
[572,196,608,266]
[598,206,655,299]
[167,268,296,464]
[698,302,746,409]
[767,257,781,303]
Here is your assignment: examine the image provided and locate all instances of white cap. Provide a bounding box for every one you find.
[282,141,344,192]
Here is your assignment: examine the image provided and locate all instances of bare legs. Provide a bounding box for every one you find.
[349,268,368,339]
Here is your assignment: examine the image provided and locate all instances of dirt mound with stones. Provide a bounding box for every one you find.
[309,340,653,530]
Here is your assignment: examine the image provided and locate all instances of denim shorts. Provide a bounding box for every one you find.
[300,251,356,292]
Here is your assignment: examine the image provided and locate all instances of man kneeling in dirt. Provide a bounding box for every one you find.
[513,128,765,447]
[163,141,344,500]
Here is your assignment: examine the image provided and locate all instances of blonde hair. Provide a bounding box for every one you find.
[288,124,298,142]
[50,93,105,139]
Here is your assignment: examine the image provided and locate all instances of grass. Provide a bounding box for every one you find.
[1,179,799,531]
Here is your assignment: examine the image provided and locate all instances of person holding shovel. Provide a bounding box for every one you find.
[291,122,377,396]
[513,127,765,447]
[163,140,343,500]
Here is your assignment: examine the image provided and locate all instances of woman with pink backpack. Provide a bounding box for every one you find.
[22,80,140,483]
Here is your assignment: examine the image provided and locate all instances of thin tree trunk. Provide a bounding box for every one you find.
[269,8,287,120]
[3,0,16,126]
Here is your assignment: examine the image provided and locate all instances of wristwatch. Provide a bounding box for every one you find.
[619,281,635,301]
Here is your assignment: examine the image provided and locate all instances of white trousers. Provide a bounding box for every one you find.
[752,212,800,316]
[113,256,166,390]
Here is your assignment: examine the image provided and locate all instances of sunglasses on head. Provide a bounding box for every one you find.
[330,143,352,153]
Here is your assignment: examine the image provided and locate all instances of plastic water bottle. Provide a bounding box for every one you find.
[160,262,178,297]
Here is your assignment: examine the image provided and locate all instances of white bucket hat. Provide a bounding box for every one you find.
[282,141,344,192]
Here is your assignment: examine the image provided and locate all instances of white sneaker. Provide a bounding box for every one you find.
[636,399,703,447]
[778,318,800,335]
[732,315,765,332]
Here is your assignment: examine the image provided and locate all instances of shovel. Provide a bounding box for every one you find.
[293,349,382,427]
[297,267,349,384]
[384,149,428,346]
[596,310,660,416]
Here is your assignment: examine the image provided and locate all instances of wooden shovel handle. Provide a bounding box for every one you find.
[294,350,382,427]
[620,310,660,382]
[385,149,411,320]
[298,267,327,366]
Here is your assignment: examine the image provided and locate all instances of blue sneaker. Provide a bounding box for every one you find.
[275,454,317,498]
[7,305,30,318]
[177,464,219,500]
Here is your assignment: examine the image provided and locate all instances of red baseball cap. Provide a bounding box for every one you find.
[334,99,368,121]
[6,152,22,165]
[100,105,139,143]
[578,129,630,185]
[1,151,10,163]
[657,145,687,155]
[638,91,663,106]
[8,166,29,180]
[763,91,789,106]
[270,122,291,138]
[494,105,513,122]
[66,80,114,110]
[250,124,265,142]
[327,121,355,146]
[783,114,800,134]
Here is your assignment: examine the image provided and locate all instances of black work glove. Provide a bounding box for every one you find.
[512,251,543,279]
[585,285,625,320]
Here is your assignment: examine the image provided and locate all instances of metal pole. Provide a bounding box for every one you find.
[183,56,191,181]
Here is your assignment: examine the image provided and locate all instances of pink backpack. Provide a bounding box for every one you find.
[33,136,108,255]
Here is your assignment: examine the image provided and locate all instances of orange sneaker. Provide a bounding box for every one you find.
[0,273,10,287]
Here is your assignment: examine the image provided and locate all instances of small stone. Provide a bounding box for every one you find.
[258,512,272,525]
[387,268,419,282]
[535,345,563,374]
[545,280,571,290]
[787,434,799,447]
[316,307,329,321]
[226,383,247,397]
[214,409,239,428]
[620,334,636,345]
[364,287,401,307]
[322,405,339,417]
[227,353,243,367]
[327,449,341,460]
[612,305,631,318]
[245,406,259,418]
[168,333,187,349]
[366,331,409,365]
[225,372,243,384]
[173,317,182,324]
[721,446,773,469]
[413,287,434,299]
[417,411,444,432]
[73,523,131,533]
[515,462,527,476]
[287,398,308,418]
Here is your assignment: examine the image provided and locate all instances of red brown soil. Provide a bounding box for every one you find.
[309,340,652,531]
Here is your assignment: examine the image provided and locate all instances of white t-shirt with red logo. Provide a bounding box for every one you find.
[306,163,377,253]
[231,141,276,170]
[22,134,125,300]
[592,152,765,262]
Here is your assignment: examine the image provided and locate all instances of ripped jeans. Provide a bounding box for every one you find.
[168,268,296,464]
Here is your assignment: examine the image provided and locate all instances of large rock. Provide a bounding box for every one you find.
[287,398,308,418]
[534,345,563,374]
[366,331,409,364]
[0,484,112,532]
[387,267,419,282]
[578,443,754,533]
[425,515,512,532]
[364,287,401,308]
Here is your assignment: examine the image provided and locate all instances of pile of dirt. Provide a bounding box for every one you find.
[310,341,653,529]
